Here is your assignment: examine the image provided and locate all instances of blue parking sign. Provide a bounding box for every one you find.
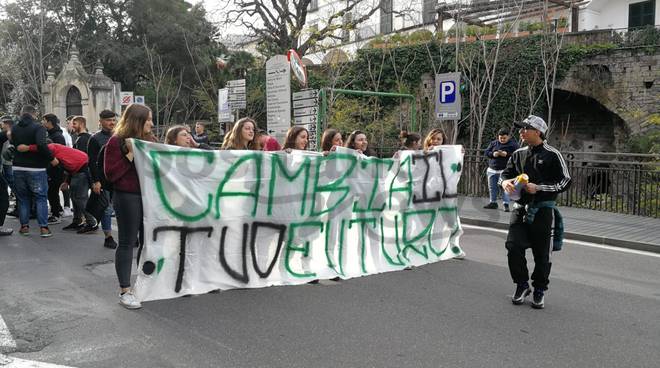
[435,72,461,120]
[439,81,456,103]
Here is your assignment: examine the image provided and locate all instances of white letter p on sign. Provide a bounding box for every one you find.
[440,81,456,103]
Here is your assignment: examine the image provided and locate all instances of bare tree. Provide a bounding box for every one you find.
[539,0,566,138]
[222,0,386,56]
[457,1,524,150]
[143,39,183,133]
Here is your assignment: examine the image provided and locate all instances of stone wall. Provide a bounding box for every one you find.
[557,47,660,135]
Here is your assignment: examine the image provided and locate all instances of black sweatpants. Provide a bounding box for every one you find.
[114,191,143,289]
[48,168,64,216]
[505,206,553,290]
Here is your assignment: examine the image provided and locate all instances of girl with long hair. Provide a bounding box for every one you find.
[320,129,343,154]
[221,118,256,150]
[344,130,369,154]
[283,126,309,151]
[104,103,154,309]
[423,128,448,151]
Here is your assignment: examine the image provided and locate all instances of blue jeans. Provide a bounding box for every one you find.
[13,170,49,227]
[488,171,510,205]
[101,200,113,232]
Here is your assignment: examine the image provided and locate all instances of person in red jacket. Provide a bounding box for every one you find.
[17,142,97,230]
[17,143,87,176]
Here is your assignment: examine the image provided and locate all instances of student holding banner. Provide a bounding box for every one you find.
[104,103,155,310]
[165,125,212,150]
[345,130,370,155]
[221,118,256,150]
[320,129,343,155]
[283,126,309,151]
[423,128,448,151]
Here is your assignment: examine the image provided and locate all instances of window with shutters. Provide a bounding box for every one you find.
[309,0,318,12]
[628,0,655,28]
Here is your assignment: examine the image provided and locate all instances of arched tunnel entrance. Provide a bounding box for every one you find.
[548,89,629,152]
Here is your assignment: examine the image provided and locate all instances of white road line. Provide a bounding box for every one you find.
[461,224,660,258]
[1,314,76,367]
[0,354,77,367]
[0,314,16,349]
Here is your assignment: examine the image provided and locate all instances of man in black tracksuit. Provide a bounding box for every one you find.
[500,115,571,309]
[87,109,117,249]
[42,113,66,223]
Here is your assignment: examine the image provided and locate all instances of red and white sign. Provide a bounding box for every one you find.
[287,49,307,87]
[120,91,134,106]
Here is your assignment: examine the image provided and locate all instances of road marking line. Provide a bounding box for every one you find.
[0,315,16,349]
[1,314,77,367]
[461,224,660,258]
[0,354,77,367]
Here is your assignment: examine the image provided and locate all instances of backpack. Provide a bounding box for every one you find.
[96,143,113,191]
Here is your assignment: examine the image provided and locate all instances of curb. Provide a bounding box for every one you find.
[460,217,660,255]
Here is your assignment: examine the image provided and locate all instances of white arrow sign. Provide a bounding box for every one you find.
[293,98,318,109]
[293,89,318,101]
[294,115,317,125]
[293,107,318,117]
[227,79,246,87]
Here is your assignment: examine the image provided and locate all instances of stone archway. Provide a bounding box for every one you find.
[549,89,629,152]
[66,86,83,117]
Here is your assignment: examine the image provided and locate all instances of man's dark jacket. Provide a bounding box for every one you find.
[87,129,112,183]
[484,139,519,170]
[10,114,53,169]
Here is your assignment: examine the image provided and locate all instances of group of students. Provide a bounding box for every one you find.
[0,107,117,248]
[1,102,460,310]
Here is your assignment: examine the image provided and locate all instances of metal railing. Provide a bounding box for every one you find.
[460,149,660,218]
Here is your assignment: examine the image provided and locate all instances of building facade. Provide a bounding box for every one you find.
[41,46,121,128]
[579,0,657,30]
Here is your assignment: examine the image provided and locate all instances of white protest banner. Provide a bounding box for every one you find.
[132,141,464,302]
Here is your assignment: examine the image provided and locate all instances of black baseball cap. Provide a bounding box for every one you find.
[99,110,116,119]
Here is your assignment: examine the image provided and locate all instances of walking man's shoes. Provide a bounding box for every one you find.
[483,202,498,209]
[77,223,99,234]
[63,221,84,231]
[0,227,13,236]
[512,282,531,305]
[104,236,118,249]
[531,289,545,309]
[40,227,53,238]
[504,203,510,212]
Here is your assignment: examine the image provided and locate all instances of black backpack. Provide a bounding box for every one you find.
[96,143,113,191]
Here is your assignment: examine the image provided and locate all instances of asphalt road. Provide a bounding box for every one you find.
[1,218,659,368]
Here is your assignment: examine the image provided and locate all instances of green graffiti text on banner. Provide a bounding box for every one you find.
[150,150,215,222]
[215,153,263,219]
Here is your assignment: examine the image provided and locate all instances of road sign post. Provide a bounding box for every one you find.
[435,72,462,121]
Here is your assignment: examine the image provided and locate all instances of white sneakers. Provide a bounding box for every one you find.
[119,292,142,310]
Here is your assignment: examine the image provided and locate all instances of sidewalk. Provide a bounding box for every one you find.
[458,196,660,253]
